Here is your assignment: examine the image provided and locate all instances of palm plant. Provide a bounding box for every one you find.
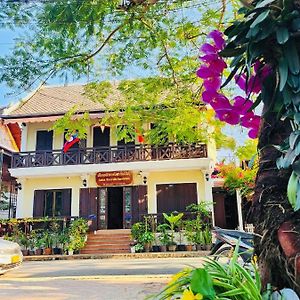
[163,213,183,246]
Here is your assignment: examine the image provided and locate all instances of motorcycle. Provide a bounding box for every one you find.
[210,226,254,263]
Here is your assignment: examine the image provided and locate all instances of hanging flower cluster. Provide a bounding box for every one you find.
[196,30,268,139]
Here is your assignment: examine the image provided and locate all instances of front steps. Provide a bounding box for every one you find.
[81,229,132,254]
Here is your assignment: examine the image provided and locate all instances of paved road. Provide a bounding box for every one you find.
[0,257,204,300]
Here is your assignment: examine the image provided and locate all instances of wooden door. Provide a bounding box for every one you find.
[132,185,148,223]
[79,188,98,231]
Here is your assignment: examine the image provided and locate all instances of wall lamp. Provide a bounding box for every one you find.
[15,183,22,191]
[143,176,147,184]
[205,173,210,182]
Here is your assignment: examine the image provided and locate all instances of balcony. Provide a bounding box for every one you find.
[11,143,208,169]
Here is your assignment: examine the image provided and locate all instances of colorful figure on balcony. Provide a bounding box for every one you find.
[63,131,80,153]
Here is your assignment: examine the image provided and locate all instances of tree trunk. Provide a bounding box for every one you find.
[250,107,300,293]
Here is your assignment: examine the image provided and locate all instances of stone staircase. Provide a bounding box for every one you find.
[80,229,132,254]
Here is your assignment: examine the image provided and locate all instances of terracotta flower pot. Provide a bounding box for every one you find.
[43,247,52,255]
[186,244,193,251]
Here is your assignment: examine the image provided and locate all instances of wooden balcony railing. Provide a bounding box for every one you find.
[11,143,208,169]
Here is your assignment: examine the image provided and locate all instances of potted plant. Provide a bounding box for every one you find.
[203,226,212,250]
[42,230,53,255]
[163,212,183,252]
[183,220,195,251]
[140,231,154,252]
[28,231,37,255]
[194,230,204,251]
[19,233,30,256]
[157,224,170,252]
[134,243,144,253]
[68,218,88,254]
[177,220,186,251]
[131,222,145,245]
[34,234,44,255]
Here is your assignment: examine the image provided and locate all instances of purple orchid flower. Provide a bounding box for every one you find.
[203,76,222,91]
[215,108,240,125]
[202,90,219,103]
[233,96,253,114]
[200,43,218,54]
[197,66,220,79]
[210,94,231,110]
[241,112,261,128]
[208,30,225,50]
[248,128,259,139]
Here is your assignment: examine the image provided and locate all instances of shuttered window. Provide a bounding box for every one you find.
[33,189,71,217]
[156,183,197,214]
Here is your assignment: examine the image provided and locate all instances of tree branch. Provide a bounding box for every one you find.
[84,24,125,61]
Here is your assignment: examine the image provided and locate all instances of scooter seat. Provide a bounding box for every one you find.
[213,227,253,240]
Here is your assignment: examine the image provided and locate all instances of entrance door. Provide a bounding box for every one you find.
[107,187,123,229]
[79,186,146,230]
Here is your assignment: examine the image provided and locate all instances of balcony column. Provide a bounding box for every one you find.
[15,178,30,218]
[20,123,28,152]
[203,169,215,227]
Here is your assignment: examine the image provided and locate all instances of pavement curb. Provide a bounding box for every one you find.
[23,251,210,262]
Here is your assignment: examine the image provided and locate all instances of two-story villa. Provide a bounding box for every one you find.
[1,84,216,231]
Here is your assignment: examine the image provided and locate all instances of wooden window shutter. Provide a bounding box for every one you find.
[33,190,45,217]
[61,189,71,216]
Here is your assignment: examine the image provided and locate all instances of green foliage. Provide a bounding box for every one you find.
[67,218,88,251]
[152,246,262,300]
[140,231,155,244]
[235,139,258,162]
[163,212,183,245]
[131,222,146,242]
[157,223,171,246]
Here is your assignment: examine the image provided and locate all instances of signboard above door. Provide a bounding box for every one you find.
[96,171,133,186]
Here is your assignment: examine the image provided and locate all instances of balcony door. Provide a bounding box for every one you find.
[36,130,53,151]
[93,127,110,147]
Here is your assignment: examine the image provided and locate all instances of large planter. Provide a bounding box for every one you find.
[35,249,43,255]
[160,245,167,252]
[205,244,212,251]
[167,244,177,252]
[144,243,151,252]
[186,244,193,251]
[177,244,186,251]
[21,249,29,256]
[152,245,160,252]
[196,244,202,251]
[43,247,52,255]
[53,247,62,255]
